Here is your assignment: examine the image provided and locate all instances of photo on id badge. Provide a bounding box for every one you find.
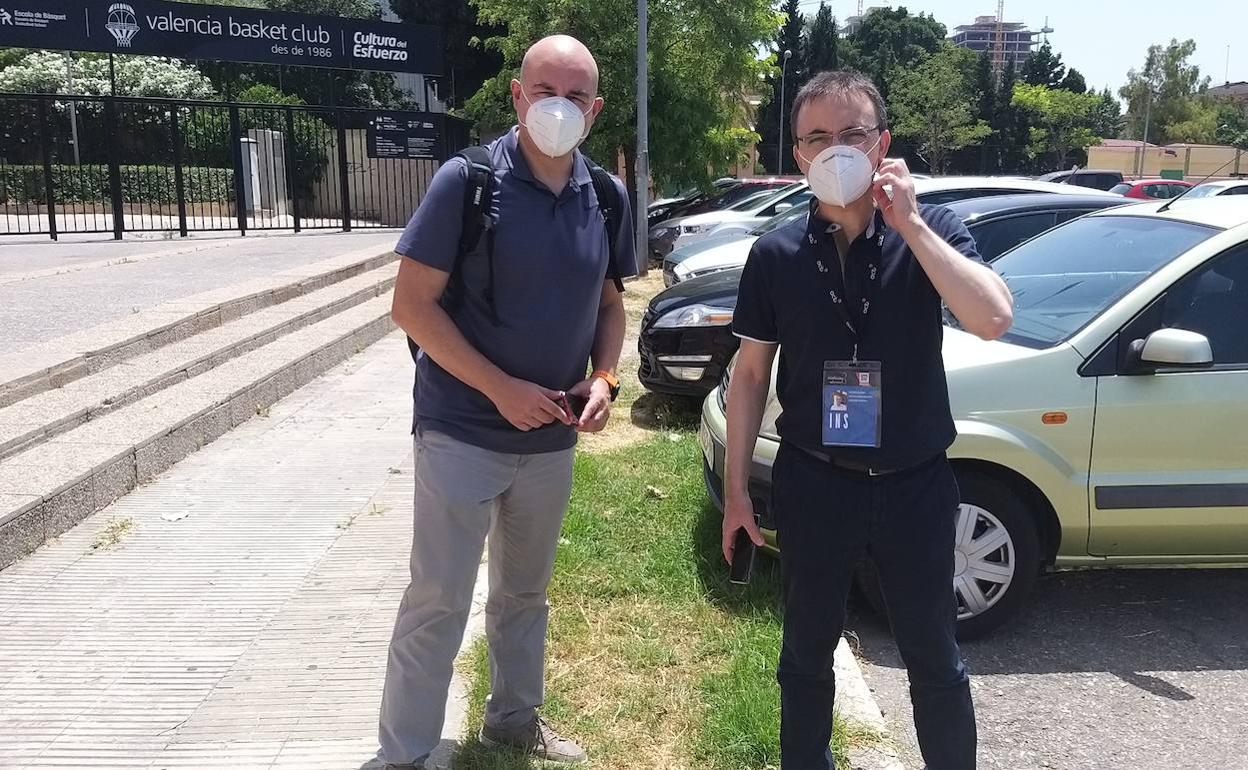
[822,361,881,448]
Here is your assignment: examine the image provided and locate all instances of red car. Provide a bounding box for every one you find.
[1110,178,1193,199]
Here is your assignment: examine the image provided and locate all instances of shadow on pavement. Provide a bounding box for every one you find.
[852,568,1248,697]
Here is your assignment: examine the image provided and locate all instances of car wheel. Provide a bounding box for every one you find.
[950,471,1042,639]
[854,471,1042,641]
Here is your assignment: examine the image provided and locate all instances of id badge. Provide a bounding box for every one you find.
[822,361,882,448]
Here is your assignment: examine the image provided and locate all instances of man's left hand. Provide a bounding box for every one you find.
[871,158,926,238]
[567,377,612,433]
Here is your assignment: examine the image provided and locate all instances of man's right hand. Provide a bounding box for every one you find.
[721,491,764,565]
[489,376,574,431]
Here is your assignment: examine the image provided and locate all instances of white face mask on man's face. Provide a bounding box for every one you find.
[799,134,883,208]
[519,89,593,158]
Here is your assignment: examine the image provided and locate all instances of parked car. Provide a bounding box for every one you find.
[700,197,1248,639]
[1185,178,1248,198]
[641,193,1127,398]
[1110,178,1193,199]
[667,185,1126,287]
[648,183,812,262]
[647,178,794,231]
[647,179,739,227]
[1038,168,1125,190]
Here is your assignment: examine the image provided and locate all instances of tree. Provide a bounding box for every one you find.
[802,3,841,81]
[994,58,1032,173]
[1012,83,1104,168]
[388,0,504,109]
[1021,42,1066,89]
[890,46,990,174]
[973,51,998,172]
[1215,99,1248,149]
[467,0,777,199]
[1089,88,1125,140]
[1059,68,1087,94]
[757,0,805,173]
[1119,38,1212,144]
[844,8,945,100]
[0,51,215,98]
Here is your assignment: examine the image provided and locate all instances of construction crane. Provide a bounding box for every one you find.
[858,0,864,17]
[993,0,1005,75]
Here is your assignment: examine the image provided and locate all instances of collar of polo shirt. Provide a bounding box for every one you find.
[500,126,594,190]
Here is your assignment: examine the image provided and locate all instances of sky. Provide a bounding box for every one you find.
[795,0,1247,97]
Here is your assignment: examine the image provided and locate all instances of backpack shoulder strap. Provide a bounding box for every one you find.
[407,145,498,364]
[456,145,495,258]
[585,159,626,293]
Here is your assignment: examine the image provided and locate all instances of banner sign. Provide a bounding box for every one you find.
[366,111,440,160]
[0,0,441,74]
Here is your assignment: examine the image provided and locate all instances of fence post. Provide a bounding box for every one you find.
[169,107,189,238]
[284,106,301,233]
[336,109,352,232]
[229,104,248,235]
[104,97,124,240]
[36,96,58,241]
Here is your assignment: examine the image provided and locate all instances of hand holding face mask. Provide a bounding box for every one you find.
[870,158,923,235]
[519,90,593,158]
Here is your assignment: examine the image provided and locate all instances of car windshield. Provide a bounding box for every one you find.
[984,215,1219,349]
[749,203,809,235]
[728,189,780,211]
[1109,183,1132,195]
[1184,184,1220,199]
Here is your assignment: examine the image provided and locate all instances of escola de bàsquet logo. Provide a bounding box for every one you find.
[105,3,139,47]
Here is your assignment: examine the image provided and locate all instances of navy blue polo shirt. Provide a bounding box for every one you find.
[395,128,637,454]
[733,202,982,470]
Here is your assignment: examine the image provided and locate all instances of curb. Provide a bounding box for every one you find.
[834,636,905,770]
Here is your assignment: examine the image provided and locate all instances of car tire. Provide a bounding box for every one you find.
[854,470,1043,641]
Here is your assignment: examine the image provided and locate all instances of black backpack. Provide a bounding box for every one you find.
[406,145,627,364]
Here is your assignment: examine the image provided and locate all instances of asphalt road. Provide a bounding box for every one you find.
[851,568,1248,770]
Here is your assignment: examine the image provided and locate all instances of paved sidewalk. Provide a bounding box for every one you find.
[0,232,399,352]
[0,332,485,769]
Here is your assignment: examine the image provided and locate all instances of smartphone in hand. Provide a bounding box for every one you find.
[729,515,760,585]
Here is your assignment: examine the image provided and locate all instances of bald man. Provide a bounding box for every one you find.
[379,35,636,769]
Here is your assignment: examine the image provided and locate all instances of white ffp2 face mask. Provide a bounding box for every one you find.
[520,91,592,158]
[800,136,882,207]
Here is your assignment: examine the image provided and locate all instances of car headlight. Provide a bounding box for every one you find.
[650,225,678,240]
[653,304,735,329]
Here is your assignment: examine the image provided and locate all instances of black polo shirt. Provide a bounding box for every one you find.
[733,202,983,470]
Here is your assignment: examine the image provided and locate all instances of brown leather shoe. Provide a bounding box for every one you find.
[479,715,588,763]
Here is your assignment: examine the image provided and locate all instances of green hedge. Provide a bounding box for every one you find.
[0,164,234,205]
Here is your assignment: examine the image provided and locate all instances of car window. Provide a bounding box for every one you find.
[918,188,1032,205]
[750,200,810,235]
[1141,184,1160,198]
[1158,246,1248,366]
[1229,185,1248,196]
[966,212,1058,262]
[728,189,782,211]
[759,189,812,217]
[1092,174,1122,190]
[991,216,1220,349]
[1164,184,1187,198]
[1054,207,1104,224]
[1109,183,1132,195]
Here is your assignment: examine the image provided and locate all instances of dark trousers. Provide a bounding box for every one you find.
[771,442,976,770]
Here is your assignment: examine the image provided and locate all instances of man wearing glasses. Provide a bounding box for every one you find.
[721,71,1013,769]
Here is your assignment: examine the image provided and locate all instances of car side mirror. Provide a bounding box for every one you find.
[1124,328,1213,374]
[772,202,793,213]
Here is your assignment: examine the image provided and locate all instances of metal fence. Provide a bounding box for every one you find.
[0,93,470,239]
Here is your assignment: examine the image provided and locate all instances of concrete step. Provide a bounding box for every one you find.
[0,293,398,570]
[0,262,398,461]
[0,246,398,409]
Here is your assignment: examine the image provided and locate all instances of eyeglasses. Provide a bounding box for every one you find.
[795,125,882,154]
